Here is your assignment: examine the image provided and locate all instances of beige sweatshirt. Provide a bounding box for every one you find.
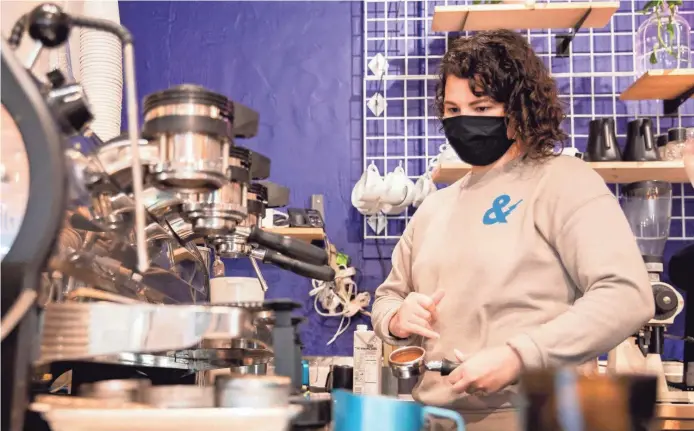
[372,155,654,413]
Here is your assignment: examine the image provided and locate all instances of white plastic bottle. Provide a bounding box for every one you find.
[353,324,382,395]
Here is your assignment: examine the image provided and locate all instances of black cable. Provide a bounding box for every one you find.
[374,239,387,280]
[8,14,28,48]
[665,333,694,344]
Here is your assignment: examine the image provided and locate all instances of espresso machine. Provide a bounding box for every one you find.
[608,181,690,403]
[2,4,334,431]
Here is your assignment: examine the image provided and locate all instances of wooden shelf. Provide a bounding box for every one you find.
[263,227,325,242]
[432,161,688,184]
[432,1,619,32]
[591,161,688,183]
[431,162,473,184]
[620,69,694,101]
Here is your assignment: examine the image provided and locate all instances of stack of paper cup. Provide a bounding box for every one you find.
[79,0,123,141]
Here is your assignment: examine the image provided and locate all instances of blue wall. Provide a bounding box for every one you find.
[119,1,380,356]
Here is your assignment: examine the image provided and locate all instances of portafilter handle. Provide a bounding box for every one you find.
[250,248,335,281]
[426,359,461,376]
[240,225,328,266]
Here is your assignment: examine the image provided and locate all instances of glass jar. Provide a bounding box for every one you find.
[635,5,691,76]
[683,128,694,186]
[663,127,687,161]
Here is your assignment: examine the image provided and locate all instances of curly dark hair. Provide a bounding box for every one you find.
[435,30,567,160]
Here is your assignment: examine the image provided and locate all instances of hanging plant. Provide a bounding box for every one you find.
[641,0,684,64]
[472,0,503,4]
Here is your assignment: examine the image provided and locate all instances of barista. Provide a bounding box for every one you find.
[371,30,654,431]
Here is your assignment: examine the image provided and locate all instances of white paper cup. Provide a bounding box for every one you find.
[210,277,264,303]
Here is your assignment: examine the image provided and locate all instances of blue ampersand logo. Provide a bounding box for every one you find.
[482,194,523,225]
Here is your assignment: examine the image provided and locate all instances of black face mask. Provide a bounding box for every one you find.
[442,116,515,166]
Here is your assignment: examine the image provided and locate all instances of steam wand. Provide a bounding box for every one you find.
[248,255,269,292]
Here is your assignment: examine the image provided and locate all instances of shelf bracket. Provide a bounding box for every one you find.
[663,84,694,117]
[555,8,592,58]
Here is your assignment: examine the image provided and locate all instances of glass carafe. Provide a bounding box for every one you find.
[684,128,694,188]
[635,5,691,76]
[620,181,672,259]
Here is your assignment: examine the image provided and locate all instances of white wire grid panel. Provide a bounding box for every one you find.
[362,0,694,241]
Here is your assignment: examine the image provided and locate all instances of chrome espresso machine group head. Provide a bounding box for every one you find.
[1,4,334,430]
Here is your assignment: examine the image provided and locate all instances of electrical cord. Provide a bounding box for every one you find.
[310,265,371,345]
[665,334,694,343]
[374,239,387,280]
[8,14,28,48]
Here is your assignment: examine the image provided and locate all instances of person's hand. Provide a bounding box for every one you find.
[447,346,522,395]
[388,290,445,339]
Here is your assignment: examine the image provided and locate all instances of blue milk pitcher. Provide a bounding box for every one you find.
[332,389,465,431]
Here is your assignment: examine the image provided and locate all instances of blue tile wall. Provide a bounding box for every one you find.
[363,0,694,360]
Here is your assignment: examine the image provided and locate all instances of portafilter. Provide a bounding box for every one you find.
[212,182,268,257]
[213,183,334,281]
[180,145,251,236]
[388,346,460,379]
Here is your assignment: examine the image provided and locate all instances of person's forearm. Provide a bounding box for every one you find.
[371,222,416,345]
[507,275,653,369]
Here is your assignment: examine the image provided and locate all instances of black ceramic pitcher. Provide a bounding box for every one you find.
[623,118,660,162]
[585,118,621,162]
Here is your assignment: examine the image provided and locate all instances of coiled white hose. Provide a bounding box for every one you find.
[78,0,122,141]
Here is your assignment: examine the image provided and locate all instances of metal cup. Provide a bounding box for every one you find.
[215,374,290,408]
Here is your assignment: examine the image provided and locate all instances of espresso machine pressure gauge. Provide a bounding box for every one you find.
[1,38,68,431]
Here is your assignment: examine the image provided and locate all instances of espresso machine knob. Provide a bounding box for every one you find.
[650,282,683,326]
[27,3,72,48]
[655,289,677,314]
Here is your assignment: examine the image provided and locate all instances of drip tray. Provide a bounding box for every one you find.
[173,338,273,368]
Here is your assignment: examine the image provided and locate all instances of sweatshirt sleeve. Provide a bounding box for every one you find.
[371,219,417,346]
[507,159,654,369]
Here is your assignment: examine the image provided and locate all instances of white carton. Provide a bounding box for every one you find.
[353,324,382,395]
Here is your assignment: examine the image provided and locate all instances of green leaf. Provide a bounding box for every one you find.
[667,22,675,39]
[650,51,658,64]
[642,0,661,13]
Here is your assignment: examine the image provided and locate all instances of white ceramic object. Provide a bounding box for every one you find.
[413,174,437,208]
[439,143,460,163]
[381,165,409,205]
[351,179,380,215]
[209,277,264,303]
[351,162,385,204]
[559,147,580,157]
[381,177,416,215]
[36,406,302,431]
[355,199,381,216]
